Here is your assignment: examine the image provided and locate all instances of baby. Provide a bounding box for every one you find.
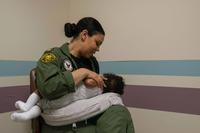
[11,73,125,122]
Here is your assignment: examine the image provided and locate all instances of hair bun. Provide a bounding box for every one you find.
[64,23,77,37]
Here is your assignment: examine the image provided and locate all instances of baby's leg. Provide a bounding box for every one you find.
[11,105,41,122]
[15,92,40,111]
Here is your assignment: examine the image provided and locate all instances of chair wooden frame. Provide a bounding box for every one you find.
[30,68,41,133]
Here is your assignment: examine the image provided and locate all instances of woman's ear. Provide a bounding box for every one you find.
[80,29,88,41]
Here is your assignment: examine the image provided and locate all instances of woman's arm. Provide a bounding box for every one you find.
[37,60,104,100]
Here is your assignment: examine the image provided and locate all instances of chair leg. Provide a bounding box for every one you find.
[31,118,41,133]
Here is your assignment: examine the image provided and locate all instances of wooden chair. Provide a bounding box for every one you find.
[30,68,41,133]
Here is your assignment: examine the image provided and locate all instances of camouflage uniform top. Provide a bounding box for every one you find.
[36,43,99,100]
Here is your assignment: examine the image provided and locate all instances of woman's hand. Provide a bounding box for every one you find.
[86,70,107,89]
[72,68,105,89]
[84,78,97,88]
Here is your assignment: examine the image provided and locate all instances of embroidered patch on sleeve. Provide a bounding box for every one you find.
[40,53,56,63]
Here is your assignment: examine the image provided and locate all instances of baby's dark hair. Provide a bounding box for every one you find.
[64,17,105,38]
[103,73,125,95]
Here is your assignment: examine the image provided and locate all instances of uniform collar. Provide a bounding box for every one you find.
[60,42,70,56]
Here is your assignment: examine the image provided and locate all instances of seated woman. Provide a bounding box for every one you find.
[11,73,125,122]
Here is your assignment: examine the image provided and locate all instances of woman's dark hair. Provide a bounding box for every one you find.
[64,17,105,38]
[103,73,125,95]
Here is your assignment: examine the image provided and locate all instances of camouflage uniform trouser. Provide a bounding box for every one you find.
[41,105,135,133]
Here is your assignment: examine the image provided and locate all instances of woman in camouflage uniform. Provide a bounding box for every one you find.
[36,17,134,133]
